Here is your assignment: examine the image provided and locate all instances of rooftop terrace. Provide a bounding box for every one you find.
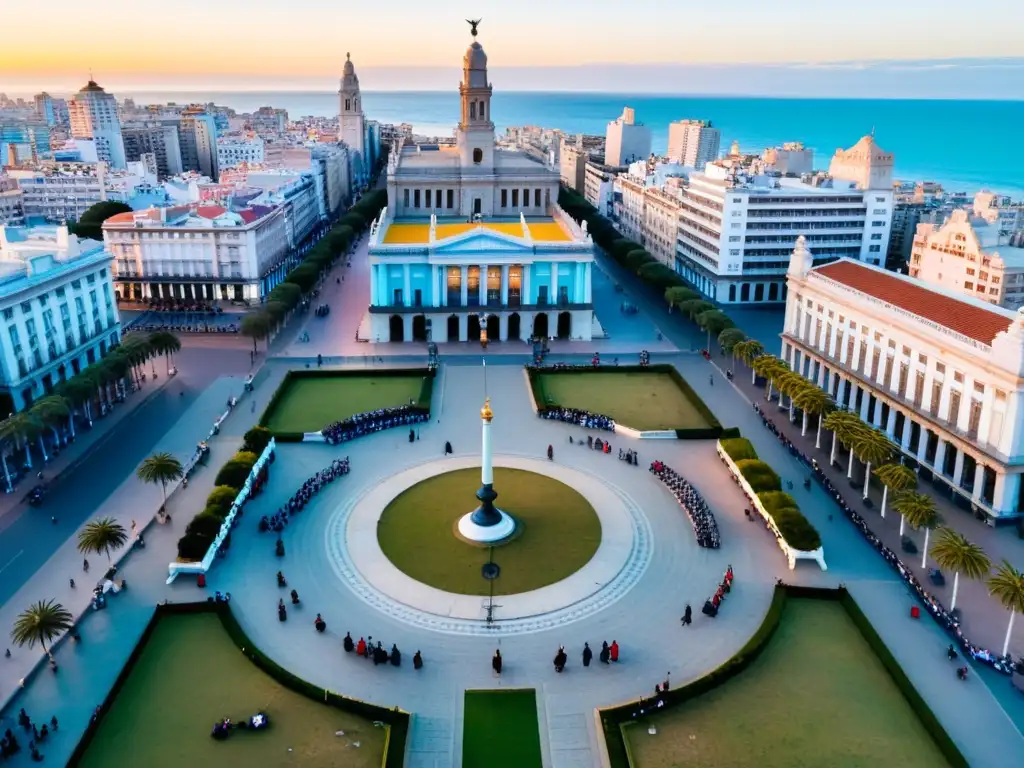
[381,217,574,245]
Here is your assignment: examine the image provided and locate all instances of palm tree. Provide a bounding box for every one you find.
[873,463,917,518]
[718,328,746,360]
[136,451,184,510]
[664,286,699,312]
[0,413,32,470]
[752,355,788,401]
[149,331,182,375]
[852,429,893,500]
[989,560,1024,656]
[77,516,129,562]
[733,340,765,383]
[822,410,863,470]
[241,311,272,355]
[896,492,940,566]
[31,395,70,447]
[120,336,152,387]
[930,528,990,612]
[10,599,73,659]
[57,375,95,429]
[793,386,833,444]
[677,298,714,322]
[695,309,733,350]
[0,433,14,493]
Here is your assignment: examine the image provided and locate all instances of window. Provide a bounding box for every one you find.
[403,189,409,208]
[501,189,508,208]
[472,148,483,164]
[965,281,974,290]
[512,189,519,207]
[414,189,420,208]
[872,221,886,227]
[1,309,11,321]
[425,189,432,208]
[446,189,454,209]
[966,268,976,276]
[869,245,881,252]
[870,233,883,240]
[534,189,541,207]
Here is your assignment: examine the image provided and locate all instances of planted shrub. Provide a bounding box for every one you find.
[243,426,272,455]
[214,461,251,490]
[206,486,239,515]
[721,437,758,462]
[186,511,224,539]
[233,450,259,468]
[177,530,214,562]
[737,459,782,492]
[758,491,822,551]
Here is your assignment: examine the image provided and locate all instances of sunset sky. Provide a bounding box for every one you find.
[2,0,1023,94]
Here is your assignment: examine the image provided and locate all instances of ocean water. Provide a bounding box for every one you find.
[123,90,1024,197]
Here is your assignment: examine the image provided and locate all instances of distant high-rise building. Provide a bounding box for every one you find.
[604,107,651,167]
[122,123,183,178]
[338,53,366,188]
[828,134,894,191]
[250,107,288,136]
[666,119,720,168]
[0,121,51,164]
[34,92,56,126]
[762,142,814,176]
[177,109,219,180]
[68,79,126,169]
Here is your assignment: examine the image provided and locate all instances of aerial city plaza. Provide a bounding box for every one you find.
[2,11,1024,768]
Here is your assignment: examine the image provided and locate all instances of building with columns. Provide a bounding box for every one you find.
[783,236,1024,519]
[338,53,366,189]
[367,24,595,344]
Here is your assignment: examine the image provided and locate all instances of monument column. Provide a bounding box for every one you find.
[457,385,515,543]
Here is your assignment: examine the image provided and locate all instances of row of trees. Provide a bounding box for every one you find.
[0,331,181,491]
[240,189,388,353]
[729,343,1024,656]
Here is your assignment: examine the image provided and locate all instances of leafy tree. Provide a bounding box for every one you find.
[664,286,699,311]
[206,485,240,516]
[10,599,73,659]
[677,299,714,320]
[186,512,225,539]
[751,355,788,400]
[214,460,253,490]
[77,516,129,562]
[268,282,302,310]
[894,492,939,565]
[70,201,132,240]
[177,531,215,562]
[241,312,272,354]
[285,263,319,293]
[30,395,70,444]
[242,426,272,455]
[637,262,684,289]
[792,386,833,444]
[718,327,746,358]
[339,212,366,232]
[931,528,990,611]
[988,560,1024,656]
[733,340,765,383]
[625,249,656,272]
[695,309,734,350]
[821,410,865,471]
[774,372,811,422]
[873,463,916,518]
[852,429,893,499]
[136,451,184,509]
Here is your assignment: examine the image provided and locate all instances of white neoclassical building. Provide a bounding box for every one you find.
[783,237,1024,519]
[366,24,595,344]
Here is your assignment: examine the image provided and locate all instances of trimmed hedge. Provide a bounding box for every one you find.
[243,425,273,455]
[720,437,757,461]
[259,367,436,439]
[214,460,252,490]
[206,485,239,515]
[526,363,723,439]
[736,459,782,492]
[66,601,408,768]
[758,491,822,551]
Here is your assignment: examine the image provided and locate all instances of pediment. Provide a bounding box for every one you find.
[432,229,532,254]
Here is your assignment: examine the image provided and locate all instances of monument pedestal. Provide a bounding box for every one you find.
[458,508,516,543]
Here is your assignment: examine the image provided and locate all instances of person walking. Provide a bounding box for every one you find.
[547,444,554,461]
[69,578,75,589]
[681,603,692,626]
[553,646,567,673]
[492,649,503,676]
[83,558,89,572]
[599,641,610,664]
[582,642,592,667]
[610,640,620,662]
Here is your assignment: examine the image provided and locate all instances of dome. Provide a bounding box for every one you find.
[464,41,488,71]
[81,80,105,93]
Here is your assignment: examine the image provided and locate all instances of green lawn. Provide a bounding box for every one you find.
[263,374,427,433]
[624,599,950,768]
[79,613,386,768]
[378,467,601,595]
[536,371,712,431]
[463,689,543,768]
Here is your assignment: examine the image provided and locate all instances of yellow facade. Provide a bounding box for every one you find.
[382,218,573,245]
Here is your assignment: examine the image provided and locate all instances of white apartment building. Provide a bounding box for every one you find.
[783,240,1024,519]
[217,138,265,169]
[584,160,624,219]
[909,209,1024,309]
[974,190,1024,235]
[667,120,720,168]
[643,186,684,268]
[605,108,651,167]
[103,204,290,302]
[8,163,106,223]
[0,178,25,226]
[242,170,321,248]
[0,224,121,413]
[68,80,126,170]
[676,135,894,304]
[122,123,183,179]
[613,171,646,245]
[763,142,814,176]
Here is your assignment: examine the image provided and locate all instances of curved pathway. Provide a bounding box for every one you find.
[213,364,785,768]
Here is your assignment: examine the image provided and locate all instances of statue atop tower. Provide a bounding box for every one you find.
[339,52,366,186]
[456,20,495,171]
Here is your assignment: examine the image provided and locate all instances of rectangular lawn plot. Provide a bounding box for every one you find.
[623,599,952,768]
[537,370,712,431]
[463,689,543,768]
[263,374,427,434]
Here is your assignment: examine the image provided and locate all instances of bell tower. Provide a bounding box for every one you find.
[456,21,495,173]
[339,52,365,183]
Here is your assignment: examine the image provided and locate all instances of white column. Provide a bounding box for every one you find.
[403,264,411,307]
[584,263,592,303]
[977,387,996,443]
[934,439,947,473]
[430,265,439,308]
[481,415,493,486]
[369,263,378,306]
[972,462,986,502]
[441,266,448,306]
[378,265,388,305]
[952,449,966,487]
[458,314,468,342]
[992,472,1021,516]
[460,266,468,306]
[523,266,532,305]
[499,313,508,341]
[501,265,509,305]
[550,261,558,305]
[900,414,912,450]
[480,264,489,306]
[956,379,973,433]
[885,407,897,439]
[916,428,930,463]
[859,387,871,421]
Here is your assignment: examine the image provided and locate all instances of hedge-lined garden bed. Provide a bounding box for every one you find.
[601,585,966,768]
[719,435,822,553]
[68,601,408,768]
[260,368,435,440]
[526,364,722,437]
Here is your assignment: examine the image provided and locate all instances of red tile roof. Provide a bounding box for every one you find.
[195,205,226,219]
[236,209,258,224]
[814,260,1013,345]
[103,212,135,225]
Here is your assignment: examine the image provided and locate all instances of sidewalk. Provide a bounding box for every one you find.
[0,373,173,533]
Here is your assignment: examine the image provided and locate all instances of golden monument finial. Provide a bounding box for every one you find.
[481,397,493,422]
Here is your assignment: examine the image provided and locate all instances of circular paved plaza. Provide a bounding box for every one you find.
[213,364,784,764]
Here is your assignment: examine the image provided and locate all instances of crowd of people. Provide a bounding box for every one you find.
[7,709,58,762]
[258,458,349,534]
[649,461,722,549]
[211,712,269,740]
[350,635,417,669]
[702,566,734,617]
[314,304,331,317]
[540,406,615,432]
[752,401,1018,675]
[321,406,427,444]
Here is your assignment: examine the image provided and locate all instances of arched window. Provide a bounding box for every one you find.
[345,99,350,111]
[473,148,483,164]
[479,101,485,119]
[470,101,476,120]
